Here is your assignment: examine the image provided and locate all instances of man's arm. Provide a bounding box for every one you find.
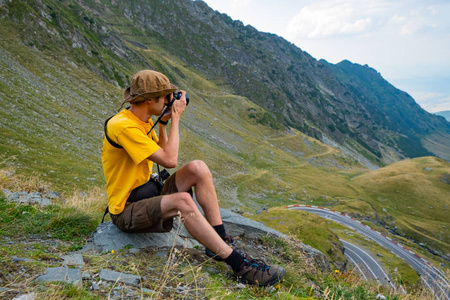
[157,123,168,148]
[149,92,186,168]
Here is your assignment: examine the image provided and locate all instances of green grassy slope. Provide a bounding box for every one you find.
[351,157,450,258]
[0,22,117,189]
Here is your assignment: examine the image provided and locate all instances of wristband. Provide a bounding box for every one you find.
[159,120,168,125]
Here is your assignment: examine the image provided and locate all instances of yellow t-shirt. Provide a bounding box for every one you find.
[102,109,160,215]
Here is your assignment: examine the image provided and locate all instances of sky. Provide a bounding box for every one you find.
[201,0,450,113]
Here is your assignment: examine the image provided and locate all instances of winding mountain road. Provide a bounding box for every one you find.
[340,239,393,287]
[287,205,450,300]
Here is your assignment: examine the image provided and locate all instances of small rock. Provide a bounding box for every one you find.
[11,256,34,263]
[175,286,186,294]
[231,207,244,215]
[155,251,167,258]
[235,283,246,289]
[12,293,37,300]
[206,267,218,274]
[128,248,140,254]
[125,289,135,297]
[256,207,268,215]
[47,191,61,199]
[142,288,163,297]
[99,269,141,286]
[3,190,51,206]
[34,267,82,286]
[61,254,84,267]
[90,282,100,290]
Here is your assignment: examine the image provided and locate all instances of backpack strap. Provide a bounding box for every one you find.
[104,116,123,149]
[101,206,109,223]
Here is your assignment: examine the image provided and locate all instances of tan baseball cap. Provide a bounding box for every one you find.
[122,70,178,103]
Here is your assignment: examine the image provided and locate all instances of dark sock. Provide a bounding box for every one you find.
[213,224,227,240]
[224,249,245,273]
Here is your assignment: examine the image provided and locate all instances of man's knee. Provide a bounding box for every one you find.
[172,192,198,215]
[186,160,212,180]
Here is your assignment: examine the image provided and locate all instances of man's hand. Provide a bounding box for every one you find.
[160,91,187,123]
[171,91,187,120]
[151,91,187,168]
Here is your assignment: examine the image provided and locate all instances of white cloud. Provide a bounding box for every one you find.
[389,14,405,24]
[399,6,438,35]
[284,1,446,39]
[230,0,252,9]
[285,0,385,39]
[410,91,450,113]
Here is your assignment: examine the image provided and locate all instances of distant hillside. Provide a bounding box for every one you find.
[324,60,445,159]
[435,111,450,122]
[351,156,450,260]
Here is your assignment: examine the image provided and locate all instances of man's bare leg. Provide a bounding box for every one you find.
[160,192,231,259]
[173,160,222,226]
[160,186,286,286]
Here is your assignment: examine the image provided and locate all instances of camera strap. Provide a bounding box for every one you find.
[146,98,175,135]
[104,103,172,148]
[104,116,123,149]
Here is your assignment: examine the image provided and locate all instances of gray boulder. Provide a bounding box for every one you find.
[99,269,141,286]
[81,208,286,253]
[81,208,329,270]
[34,267,82,286]
[219,208,288,239]
[2,189,51,206]
[81,219,199,253]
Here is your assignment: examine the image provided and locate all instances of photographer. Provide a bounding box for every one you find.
[102,69,285,286]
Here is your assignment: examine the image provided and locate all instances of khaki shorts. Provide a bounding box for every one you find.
[110,172,181,233]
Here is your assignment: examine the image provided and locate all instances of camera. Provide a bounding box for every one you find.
[150,169,171,192]
[173,91,189,106]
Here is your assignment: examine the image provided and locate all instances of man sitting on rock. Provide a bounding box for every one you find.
[101,69,285,286]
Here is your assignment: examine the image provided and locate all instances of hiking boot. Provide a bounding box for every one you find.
[234,258,285,286]
[205,235,249,261]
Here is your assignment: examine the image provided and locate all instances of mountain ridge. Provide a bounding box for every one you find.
[2,0,449,167]
[81,0,450,164]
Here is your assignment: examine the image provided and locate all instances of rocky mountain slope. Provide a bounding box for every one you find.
[97,0,450,164]
[1,0,449,171]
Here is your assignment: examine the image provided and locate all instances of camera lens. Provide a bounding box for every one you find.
[173,91,189,106]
